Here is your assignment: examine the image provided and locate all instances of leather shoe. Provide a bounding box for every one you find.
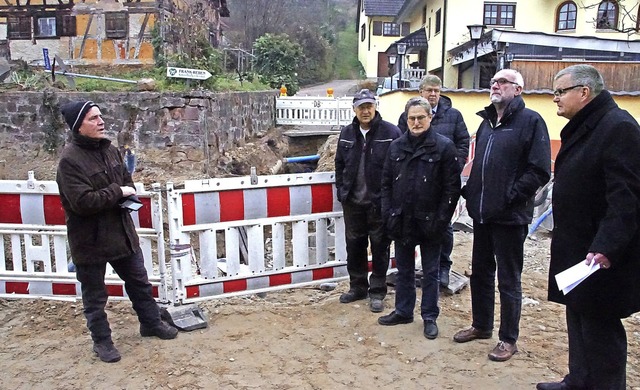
[536,381,570,390]
[93,341,121,363]
[378,311,413,326]
[453,326,492,343]
[369,298,384,313]
[488,341,518,361]
[339,290,367,303]
[140,320,179,340]
[439,268,450,287]
[423,320,438,339]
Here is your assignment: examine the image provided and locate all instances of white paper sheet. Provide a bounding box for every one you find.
[554,260,601,295]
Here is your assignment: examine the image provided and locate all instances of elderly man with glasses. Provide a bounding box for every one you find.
[453,69,551,362]
[397,75,469,288]
[536,65,640,390]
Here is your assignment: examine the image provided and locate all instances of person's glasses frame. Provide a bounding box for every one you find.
[553,84,585,97]
[420,88,441,94]
[489,78,520,87]
[407,115,430,122]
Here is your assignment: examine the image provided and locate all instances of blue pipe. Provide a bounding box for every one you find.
[282,154,320,163]
[528,206,553,236]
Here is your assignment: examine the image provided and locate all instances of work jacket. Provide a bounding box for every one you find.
[56,133,140,265]
[549,90,640,318]
[381,129,461,245]
[463,95,551,225]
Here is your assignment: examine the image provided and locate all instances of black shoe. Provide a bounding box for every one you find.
[339,290,367,303]
[369,298,384,313]
[536,382,570,390]
[140,320,178,340]
[439,268,450,287]
[93,341,121,363]
[378,311,413,326]
[423,320,438,339]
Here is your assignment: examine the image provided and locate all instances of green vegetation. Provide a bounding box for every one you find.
[333,26,365,79]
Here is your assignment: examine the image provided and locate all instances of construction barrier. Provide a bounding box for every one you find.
[0,172,167,302]
[275,96,356,127]
[165,171,350,304]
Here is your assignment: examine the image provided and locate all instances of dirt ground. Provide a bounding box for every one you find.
[1,230,640,389]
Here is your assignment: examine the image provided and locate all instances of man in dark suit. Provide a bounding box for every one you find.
[537,65,640,390]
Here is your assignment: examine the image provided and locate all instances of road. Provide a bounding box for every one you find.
[297,79,361,98]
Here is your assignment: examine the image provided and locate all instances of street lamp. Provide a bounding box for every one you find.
[396,42,407,89]
[467,24,485,89]
[387,53,397,90]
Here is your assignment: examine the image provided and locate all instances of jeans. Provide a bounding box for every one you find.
[342,201,390,299]
[470,222,526,344]
[563,306,627,390]
[393,241,441,320]
[75,250,161,343]
[439,223,454,272]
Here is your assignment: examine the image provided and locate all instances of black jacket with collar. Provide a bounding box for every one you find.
[397,95,470,170]
[381,129,461,245]
[56,133,140,265]
[549,90,640,318]
[335,112,402,207]
[462,95,551,225]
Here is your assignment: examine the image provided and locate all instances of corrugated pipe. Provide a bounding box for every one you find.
[282,154,321,164]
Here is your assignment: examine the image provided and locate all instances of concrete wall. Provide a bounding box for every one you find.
[0,90,276,160]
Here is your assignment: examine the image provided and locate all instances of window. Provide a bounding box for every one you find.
[372,21,405,37]
[597,1,617,29]
[105,12,128,39]
[556,1,577,31]
[7,16,31,39]
[361,23,366,42]
[35,15,57,37]
[483,3,516,27]
[435,9,441,34]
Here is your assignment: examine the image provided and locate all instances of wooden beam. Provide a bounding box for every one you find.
[133,12,150,59]
[77,12,92,59]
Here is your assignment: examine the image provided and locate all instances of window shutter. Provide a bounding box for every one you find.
[105,13,129,39]
[372,21,382,36]
[57,13,76,37]
[8,16,31,39]
[401,22,410,35]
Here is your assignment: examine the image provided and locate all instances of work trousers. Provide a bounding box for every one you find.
[75,250,161,343]
[394,241,441,320]
[342,201,390,299]
[562,306,627,390]
[470,222,526,344]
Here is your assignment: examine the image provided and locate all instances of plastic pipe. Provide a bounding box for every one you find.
[282,154,320,163]
[528,206,553,236]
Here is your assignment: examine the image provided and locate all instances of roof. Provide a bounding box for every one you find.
[386,28,428,55]
[363,0,404,16]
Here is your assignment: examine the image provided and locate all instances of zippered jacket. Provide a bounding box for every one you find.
[462,95,551,225]
[335,112,402,207]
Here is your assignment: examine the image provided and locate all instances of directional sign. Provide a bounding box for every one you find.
[42,48,51,70]
[166,67,212,80]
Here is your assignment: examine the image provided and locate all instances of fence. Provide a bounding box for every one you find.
[0,172,167,302]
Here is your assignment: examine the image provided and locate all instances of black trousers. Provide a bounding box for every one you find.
[470,222,526,344]
[342,201,389,299]
[563,306,627,390]
[75,250,161,343]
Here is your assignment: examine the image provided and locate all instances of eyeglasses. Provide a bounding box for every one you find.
[553,84,585,97]
[490,78,519,87]
[420,88,441,94]
[407,115,429,122]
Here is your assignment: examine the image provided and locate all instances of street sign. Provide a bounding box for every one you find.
[42,48,51,70]
[166,67,212,80]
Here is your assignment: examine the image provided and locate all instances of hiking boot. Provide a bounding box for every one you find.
[488,341,518,362]
[453,326,493,343]
[140,320,178,340]
[423,320,439,339]
[339,290,367,303]
[369,298,384,313]
[93,341,121,363]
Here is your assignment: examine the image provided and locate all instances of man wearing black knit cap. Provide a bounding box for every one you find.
[57,100,177,363]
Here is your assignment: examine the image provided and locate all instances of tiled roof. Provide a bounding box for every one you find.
[363,0,404,16]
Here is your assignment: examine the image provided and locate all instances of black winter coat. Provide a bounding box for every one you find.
[335,112,402,207]
[381,129,461,245]
[462,95,551,225]
[398,95,470,171]
[56,133,140,265]
[549,90,640,318]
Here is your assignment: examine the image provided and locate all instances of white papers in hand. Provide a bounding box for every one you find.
[555,260,601,295]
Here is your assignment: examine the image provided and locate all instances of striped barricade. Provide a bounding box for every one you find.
[276,96,355,127]
[0,171,167,302]
[166,171,350,303]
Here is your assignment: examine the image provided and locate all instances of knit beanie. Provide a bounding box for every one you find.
[60,100,98,133]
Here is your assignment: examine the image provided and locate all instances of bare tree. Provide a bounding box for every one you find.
[581,0,639,37]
